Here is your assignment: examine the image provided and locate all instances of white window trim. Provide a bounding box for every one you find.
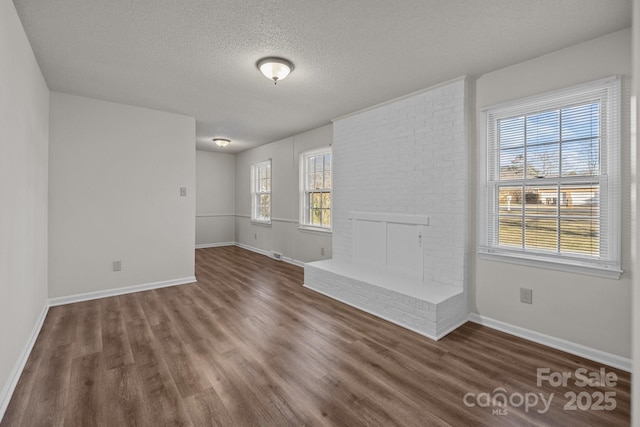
[251,159,272,225]
[478,76,622,279]
[298,224,332,235]
[299,147,332,232]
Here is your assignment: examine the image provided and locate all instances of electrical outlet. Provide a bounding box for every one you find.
[113,261,122,272]
[254,233,257,239]
[520,288,532,304]
[180,187,187,197]
[321,247,325,256]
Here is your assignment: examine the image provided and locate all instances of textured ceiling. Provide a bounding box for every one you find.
[13,0,631,153]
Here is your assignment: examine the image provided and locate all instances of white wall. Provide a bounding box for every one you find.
[196,151,235,246]
[472,29,632,358]
[234,125,333,263]
[0,0,49,416]
[49,93,196,298]
[632,1,639,424]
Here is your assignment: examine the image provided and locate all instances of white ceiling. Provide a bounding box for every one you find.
[13,0,631,153]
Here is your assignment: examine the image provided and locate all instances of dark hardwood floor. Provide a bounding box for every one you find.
[1,246,630,426]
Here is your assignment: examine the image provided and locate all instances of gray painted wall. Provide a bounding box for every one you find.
[471,29,632,358]
[196,151,235,246]
[0,0,49,415]
[232,125,333,263]
[632,1,639,424]
[49,93,196,298]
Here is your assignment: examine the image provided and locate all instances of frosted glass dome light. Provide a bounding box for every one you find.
[213,138,230,147]
[257,57,294,84]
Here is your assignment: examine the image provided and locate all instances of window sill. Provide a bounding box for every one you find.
[478,250,622,279]
[251,219,272,227]
[298,225,332,235]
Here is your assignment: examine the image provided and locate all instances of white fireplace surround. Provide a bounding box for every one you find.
[303,78,469,340]
[305,211,467,339]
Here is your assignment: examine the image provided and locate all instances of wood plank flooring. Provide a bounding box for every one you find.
[1,246,630,426]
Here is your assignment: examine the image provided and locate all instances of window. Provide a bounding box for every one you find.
[479,77,621,277]
[300,148,332,230]
[251,160,271,223]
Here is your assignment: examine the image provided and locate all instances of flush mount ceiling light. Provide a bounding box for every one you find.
[256,57,294,84]
[213,138,230,148]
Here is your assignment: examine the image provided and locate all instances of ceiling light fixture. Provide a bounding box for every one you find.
[213,138,230,148]
[256,57,294,84]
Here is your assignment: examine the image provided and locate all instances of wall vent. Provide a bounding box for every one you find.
[271,251,283,261]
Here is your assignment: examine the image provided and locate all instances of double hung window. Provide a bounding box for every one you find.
[300,149,332,230]
[251,160,271,223]
[479,77,621,277]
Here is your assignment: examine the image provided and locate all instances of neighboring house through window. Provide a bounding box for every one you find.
[479,76,621,278]
[300,148,332,230]
[251,159,271,223]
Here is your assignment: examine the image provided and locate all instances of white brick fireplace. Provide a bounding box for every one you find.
[304,77,470,339]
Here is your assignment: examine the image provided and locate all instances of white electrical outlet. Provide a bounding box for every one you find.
[113,261,122,272]
[180,187,187,197]
[520,288,532,304]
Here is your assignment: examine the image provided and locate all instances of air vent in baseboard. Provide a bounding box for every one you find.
[271,251,283,261]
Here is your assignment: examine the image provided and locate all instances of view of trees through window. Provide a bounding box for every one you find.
[303,152,331,228]
[252,161,271,221]
[496,101,601,256]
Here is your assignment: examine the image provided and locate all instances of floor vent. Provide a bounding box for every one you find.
[271,252,283,261]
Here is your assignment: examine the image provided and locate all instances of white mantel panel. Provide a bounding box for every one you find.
[387,222,423,280]
[353,219,386,267]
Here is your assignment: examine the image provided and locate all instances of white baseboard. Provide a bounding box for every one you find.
[0,301,49,421]
[48,276,197,307]
[235,242,272,258]
[235,243,305,268]
[195,242,235,249]
[468,313,631,372]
